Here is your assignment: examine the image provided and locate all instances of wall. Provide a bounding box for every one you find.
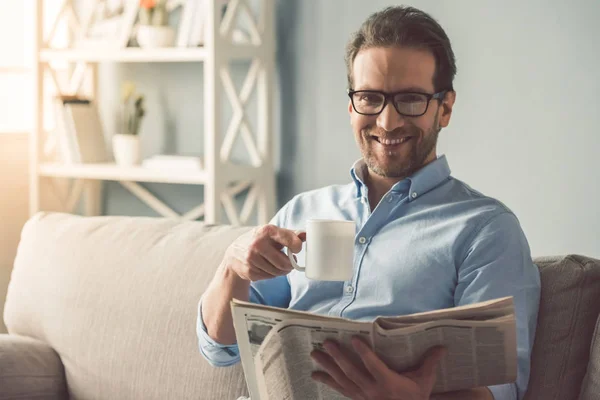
[94,0,598,257]
[0,134,29,333]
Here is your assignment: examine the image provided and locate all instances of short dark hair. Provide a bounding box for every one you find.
[345,6,457,92]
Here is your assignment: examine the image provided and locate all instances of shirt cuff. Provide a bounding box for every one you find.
[488,383,517,400]
[196,297,241,367]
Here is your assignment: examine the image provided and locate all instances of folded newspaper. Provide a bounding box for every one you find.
[231,296,517,400]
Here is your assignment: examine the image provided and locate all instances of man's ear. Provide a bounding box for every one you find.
[438,91,456,128]
[348,99,353,116]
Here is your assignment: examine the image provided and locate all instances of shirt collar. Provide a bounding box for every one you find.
[350,155,452,201]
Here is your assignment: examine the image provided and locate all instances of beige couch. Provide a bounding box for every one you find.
[1,212,599,400]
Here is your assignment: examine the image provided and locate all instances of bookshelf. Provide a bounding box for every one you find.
[31,0,276,225]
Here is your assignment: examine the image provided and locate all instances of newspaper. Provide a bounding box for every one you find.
[230,296,517,400]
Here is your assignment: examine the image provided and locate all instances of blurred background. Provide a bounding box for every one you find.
[1,0,599,332]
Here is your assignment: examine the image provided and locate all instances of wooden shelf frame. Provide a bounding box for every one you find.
[30,0,277,225]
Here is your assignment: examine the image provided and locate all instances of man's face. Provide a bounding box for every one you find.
[349,46,455,178]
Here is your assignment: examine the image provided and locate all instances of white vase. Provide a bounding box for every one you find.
[137,25,175,48]
[112,134,141,166]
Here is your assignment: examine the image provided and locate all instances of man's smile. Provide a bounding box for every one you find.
[369,134,416,149]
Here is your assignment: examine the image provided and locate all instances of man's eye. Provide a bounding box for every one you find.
[359,94,382,103]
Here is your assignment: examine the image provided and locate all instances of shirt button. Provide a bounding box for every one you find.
[411,192,418,199]
[346,286,354,294]
[358,237,367,244]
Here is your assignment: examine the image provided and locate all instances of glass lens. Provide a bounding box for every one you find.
[394,93,428,116]
[352,92,385,114]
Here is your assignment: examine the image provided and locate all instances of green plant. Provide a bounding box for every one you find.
[121,81,145,135]
[139,0,169,26]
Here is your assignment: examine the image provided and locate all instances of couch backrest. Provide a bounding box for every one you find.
[4,213,600,399]
[579,316,600,400]
[4,213,253,400]
[525,255,600,400]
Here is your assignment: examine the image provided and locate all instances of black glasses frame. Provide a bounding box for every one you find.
[347,89,448,117]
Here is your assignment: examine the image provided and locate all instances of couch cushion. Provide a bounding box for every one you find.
[525,255,600,400]
[4,212,254,400]
[0,334,68,399]
[579,316,600,400]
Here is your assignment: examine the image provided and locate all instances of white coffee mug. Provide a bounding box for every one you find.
[287,219,356,281]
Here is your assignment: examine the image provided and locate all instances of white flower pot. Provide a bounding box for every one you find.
[137,25,175,48]
[112,134,141,166]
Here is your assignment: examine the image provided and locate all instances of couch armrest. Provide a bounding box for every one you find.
[0,334,68,400]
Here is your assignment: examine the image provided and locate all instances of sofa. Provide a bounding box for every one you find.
[1,212,599,400]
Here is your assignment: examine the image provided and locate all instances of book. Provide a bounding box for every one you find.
[53,96,108,164]
[176,0,198,47]
[230,296,518,399]
[53,97,80,163]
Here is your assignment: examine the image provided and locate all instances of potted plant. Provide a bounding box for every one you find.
[137,0,175,48]
[113,81,145,166]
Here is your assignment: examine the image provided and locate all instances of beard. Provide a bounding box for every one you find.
[359,113,440,179]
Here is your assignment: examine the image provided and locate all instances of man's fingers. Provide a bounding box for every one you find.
[351,337,396,381]
[230,256,274,281]
[322,340,374,391]
[311,371,364,400]
[311,350,363,396]
[261,244,294,273]
[248,231,295,273]
[246,252,281,278]
[260,225,304,253]
[417,346,447,379]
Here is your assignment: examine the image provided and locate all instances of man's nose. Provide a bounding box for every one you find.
[376,103,405,132]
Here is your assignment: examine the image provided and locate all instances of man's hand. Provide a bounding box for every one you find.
[310,337,447,400]
[223,224,304,282]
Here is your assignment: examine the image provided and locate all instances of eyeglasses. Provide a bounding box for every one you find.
[347,89,448,117]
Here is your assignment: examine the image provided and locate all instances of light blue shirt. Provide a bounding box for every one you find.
[197,155,540,400]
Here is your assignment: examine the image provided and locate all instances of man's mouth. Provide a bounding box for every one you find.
[371,135,415,146]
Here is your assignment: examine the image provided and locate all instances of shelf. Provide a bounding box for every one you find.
[39,162,208,184]
[31,0,277,223]
[40,48,208,63]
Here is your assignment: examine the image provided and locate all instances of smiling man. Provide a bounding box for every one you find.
[198,6,540,400]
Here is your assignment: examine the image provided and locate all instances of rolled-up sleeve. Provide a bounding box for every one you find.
[455,212,541,400]
[196,275,292,366]
[196,297,242,367]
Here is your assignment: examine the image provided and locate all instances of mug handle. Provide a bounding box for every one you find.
[287,230,306,272]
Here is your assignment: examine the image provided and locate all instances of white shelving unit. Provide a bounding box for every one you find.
[30,0,276,225]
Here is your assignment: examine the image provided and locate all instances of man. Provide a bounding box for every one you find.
[198,6,540,400]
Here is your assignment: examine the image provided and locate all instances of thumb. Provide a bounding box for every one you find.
[270,227,304,253]
[418,346,447,378]
[286,230,305,253]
